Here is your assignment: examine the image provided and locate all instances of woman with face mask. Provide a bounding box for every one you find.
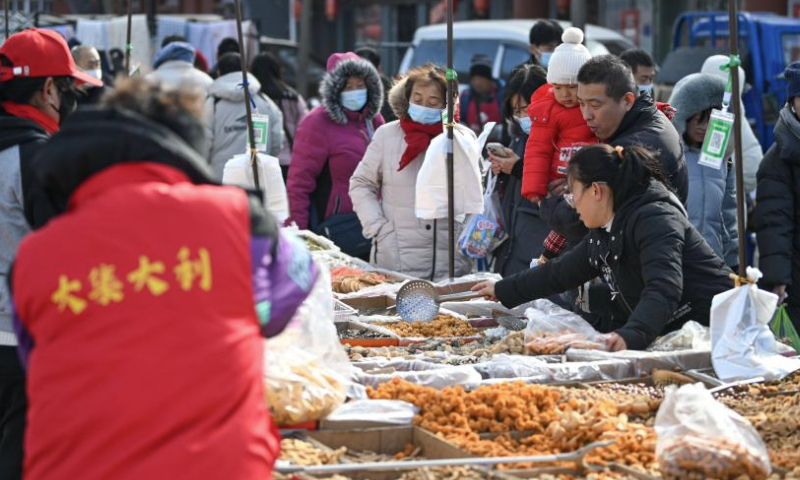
[489,64,552,276]
[473,144,733,351]
[286,52,384,258]
[349,64,472,280]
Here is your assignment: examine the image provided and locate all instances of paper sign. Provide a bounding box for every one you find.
[251,114,270,153]
[699,109,734,170]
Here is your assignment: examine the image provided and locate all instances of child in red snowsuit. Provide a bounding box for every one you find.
[521,27,595,260]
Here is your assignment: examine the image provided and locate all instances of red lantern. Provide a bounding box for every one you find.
[325,0,338,21]
[473,0,489,13]
[293,0,302,19]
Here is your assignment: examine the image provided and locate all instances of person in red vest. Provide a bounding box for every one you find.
[459,54,503,135]
[8,78,317,480]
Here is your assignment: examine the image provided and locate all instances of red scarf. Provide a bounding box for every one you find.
[398,118,443,171]
[1,101,59,135]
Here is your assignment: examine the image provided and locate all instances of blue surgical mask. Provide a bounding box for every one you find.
[341,89,367,111]
[516,115,532,135]
[638,84,654,95]
[540,51,553,69]
[408,103,443,125]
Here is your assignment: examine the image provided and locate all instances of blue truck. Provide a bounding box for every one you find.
[658,12,800,148]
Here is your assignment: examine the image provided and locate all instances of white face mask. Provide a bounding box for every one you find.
[84,68,102,81]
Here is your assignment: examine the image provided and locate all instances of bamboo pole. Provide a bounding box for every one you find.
[124,0,133,76]
[234,0,260,190]
[5,0,11,41]
[446,0,455,279]
[728,0,746,276]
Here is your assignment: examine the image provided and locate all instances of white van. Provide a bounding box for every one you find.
[398,19,635,82]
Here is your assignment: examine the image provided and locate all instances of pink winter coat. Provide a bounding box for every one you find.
[286,52,384,229]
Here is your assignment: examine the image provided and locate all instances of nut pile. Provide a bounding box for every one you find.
[279,438,346,466]
[383,315,479,338]
[658,435,770,480]
[525,332,605,355]
[470,331,526,356]
[397,466,489,480]
[367,379,656,471]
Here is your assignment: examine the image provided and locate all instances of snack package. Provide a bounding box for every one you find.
[264,266,351,425]
[523,299,609,354]
[457,171,506,259]
[655,383,771,480]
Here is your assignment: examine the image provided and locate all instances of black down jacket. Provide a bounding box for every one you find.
[541,94,688,244]
[495,179,733,350]
[755,105,800,328]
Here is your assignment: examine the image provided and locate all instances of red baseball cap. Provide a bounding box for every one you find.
[0,28,103,87]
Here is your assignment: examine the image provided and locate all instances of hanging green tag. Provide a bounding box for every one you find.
[699,109,734,170]
[251,114,270,152]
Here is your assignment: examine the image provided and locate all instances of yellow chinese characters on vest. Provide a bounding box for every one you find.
[50,247,212,315]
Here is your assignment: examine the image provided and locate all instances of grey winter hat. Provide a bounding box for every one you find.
[668,73,726,137]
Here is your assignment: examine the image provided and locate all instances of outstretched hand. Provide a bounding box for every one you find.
[471,280,497,301]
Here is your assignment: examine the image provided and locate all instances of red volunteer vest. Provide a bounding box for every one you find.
[12,163,278,480]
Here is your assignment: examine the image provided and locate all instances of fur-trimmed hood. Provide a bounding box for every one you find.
[669,73,726,137]
[320,54,383,125]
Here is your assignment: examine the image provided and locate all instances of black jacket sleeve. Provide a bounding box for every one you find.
[754,147,794,288]
[495,239,599,308]
[539,196,589,243]
[615,208,686,350]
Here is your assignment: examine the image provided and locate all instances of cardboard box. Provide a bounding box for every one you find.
[340,295,396,311]
[307,426,480,480]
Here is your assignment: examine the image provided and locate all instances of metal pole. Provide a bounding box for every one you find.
[446,0,455,279]
[728,0,746,275]
[297,0,312,100]
[5,0,10,40]
[124,0,133,76]
[234,0,261,190]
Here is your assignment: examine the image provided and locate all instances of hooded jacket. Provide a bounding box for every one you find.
[287,53,385,229]
[349,77,471,280]
[495,180,733,350]
[701,55,763,194]
[521,85,596,199]
[204,71,285,178]
[146,43,213,95]
[669,73,739,266]
[0,107,53,345]
[10,107,317,480]
[755,105,800,328]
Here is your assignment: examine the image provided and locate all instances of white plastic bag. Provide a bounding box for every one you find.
[524,299,609,354]
[710,267,800,382]
[655,383,771,480]
[415,125,484,220]
[222,152,289,223]
[263,265,351,425]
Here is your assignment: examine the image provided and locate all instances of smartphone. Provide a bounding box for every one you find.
[486,142,508,158]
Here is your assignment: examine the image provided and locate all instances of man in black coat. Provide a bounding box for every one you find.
[755,61,800,331]
[541,54,687,245]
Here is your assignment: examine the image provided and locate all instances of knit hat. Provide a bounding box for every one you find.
[326,51,360,72]
[785,62,800,101]
[469,54,493,80]
[546,27,592,85]
[153,41,196,69]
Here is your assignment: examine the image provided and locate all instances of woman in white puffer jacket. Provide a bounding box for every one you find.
[349,65,471,280]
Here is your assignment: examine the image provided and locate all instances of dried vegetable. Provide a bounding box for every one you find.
[382,315,479,338]
[367,379,657,471]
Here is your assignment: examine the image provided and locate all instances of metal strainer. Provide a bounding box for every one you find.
[395,280,483,322]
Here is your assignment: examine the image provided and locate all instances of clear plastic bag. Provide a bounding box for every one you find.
[710,267,800,382]
[325,399,419,425]
[263,265,351,425]
[648,321,711,352]
[524,299,609,354]
[457,171,506,259]
[655,383,771,480]
[352,358,482,390]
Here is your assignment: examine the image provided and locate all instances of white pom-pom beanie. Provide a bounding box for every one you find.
[546,27,592,85]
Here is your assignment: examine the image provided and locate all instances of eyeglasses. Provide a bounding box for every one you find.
[564,181,608,209]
